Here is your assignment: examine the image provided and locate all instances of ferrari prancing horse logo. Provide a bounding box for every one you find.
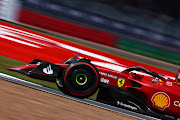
[118,78,125,87]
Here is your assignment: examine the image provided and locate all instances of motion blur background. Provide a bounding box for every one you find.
[1,0,180,65]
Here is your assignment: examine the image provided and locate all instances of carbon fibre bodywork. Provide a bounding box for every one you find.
[97,83,177,120]
[8,56,180,120]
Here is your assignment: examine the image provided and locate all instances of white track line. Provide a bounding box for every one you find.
[0,73,159,120]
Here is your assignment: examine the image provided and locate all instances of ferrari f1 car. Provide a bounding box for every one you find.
[8,56,180,120]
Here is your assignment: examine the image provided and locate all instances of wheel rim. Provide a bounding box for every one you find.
[63,62,100,97]
[76,74,87,85]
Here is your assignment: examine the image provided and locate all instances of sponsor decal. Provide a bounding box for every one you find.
[116,101,137,111]
[43,65,53,74]
[151,92,170,110]
[164,115,176,120]
[174,101,180,107]
[99,71,117,79]
[166,81,173,86]
[108,74,117,79]
[117,78,125,87]
[100,78,109,84]
[99,71,107,76]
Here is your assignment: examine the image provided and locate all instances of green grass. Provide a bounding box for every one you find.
[118,38,180,66]
[0,56,97,100]
[0,56,59,89]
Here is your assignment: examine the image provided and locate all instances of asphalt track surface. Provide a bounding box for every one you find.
[0,73,158,120]
[0,78,139,120]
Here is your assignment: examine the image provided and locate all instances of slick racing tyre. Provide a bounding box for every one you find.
[58,60,100,98]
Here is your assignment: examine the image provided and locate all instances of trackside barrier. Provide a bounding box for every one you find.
[18,9,116,47]
[118,38,180,65]
[0,0,21,22]
[17,8,179,65]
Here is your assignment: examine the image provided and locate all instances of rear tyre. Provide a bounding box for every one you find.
[56,77,69,94]
[57,60,100,98]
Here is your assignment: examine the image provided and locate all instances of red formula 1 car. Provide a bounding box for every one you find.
[8,56,180,120]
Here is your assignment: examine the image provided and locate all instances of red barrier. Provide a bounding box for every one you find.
[15,10,176,78]
[0,20,175,78]
[18,9,116,47]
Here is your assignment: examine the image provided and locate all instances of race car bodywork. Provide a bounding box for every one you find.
[8,56,180,120]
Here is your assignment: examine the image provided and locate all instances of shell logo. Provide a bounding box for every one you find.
[151,92,170,110]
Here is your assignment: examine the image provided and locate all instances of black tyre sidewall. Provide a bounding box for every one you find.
[62,60,99,98]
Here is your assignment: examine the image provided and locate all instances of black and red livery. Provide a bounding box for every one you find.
[9,56,180,120]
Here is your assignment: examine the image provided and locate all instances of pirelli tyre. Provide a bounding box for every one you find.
[57,60,100,98]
